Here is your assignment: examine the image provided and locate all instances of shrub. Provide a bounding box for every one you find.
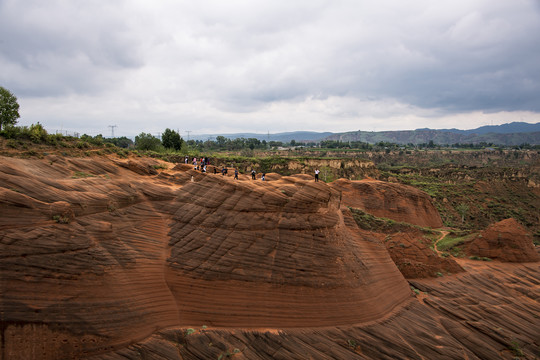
[6,139,18,148]
[52,215,70,224]
[76,141,89,149]
[29,123,48,143]
[469,256,492,261]
[135,132,162,151]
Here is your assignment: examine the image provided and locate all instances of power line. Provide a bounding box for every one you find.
[108,125,118,138]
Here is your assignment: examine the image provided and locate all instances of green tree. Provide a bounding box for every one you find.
[0,86,20,131]
[105,136,133,148]
[161,128,183,150]
[216,135,228,148]
[455,203,469,224]
[135,132,161,151]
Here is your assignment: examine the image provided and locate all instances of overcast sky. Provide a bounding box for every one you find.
[1,1,540,137]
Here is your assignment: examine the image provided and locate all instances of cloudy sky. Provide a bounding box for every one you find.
[1,0,540,137]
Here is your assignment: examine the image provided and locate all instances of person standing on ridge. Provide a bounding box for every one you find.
[315,169,320,182]
[234,168,239,180]
[251,169,256,180]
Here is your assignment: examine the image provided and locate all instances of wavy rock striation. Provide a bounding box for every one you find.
[1,156,411,359]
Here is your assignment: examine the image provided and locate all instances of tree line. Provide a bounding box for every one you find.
[1,86,538,151]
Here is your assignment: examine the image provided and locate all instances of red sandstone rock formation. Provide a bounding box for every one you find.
[331,179,443,228]
[0,155,411,358]
[1,155,538,359]
[382,229,464,278]
[89,261,540,360]
[467,218,540,262]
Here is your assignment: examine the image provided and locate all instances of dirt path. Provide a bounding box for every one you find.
[434,230,450,256]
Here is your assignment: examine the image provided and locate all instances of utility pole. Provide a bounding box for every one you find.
[108,125,117,138]
[186,130,191,141]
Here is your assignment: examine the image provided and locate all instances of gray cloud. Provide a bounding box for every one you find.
[1,0,539,136]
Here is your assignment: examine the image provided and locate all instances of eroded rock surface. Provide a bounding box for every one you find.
[331,179,443,228]
[467,218,540,262]
[89,261,540,360]
[1,155,412,359]
[1,155,538,359]
[383,229,464,278]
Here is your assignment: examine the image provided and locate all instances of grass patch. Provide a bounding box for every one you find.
[410,286,421,295]
[469,256,492,261]
[52,215,70,224]
[509,340,524,357]
[349,207,438,235]
[437,231,476,257]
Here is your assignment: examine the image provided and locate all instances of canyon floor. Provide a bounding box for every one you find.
[0,152,538,360]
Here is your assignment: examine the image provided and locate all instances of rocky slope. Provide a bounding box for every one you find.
[1,154,538,359]
[467,218,540,262]
[331,179,443,228]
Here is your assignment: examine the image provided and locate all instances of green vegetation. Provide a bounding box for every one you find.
[378,158,539,237]
[52,215,70,224]
[161,128,183,150]
[469,256,492,261]
[509,340,524,357]
[349,207,439,236]
[135,132,162,151]
[436,231,476,257]
[410,286,421,295]
[0,86,20,131]
[455,203,469,224]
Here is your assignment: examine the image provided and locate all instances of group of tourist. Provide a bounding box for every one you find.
[183,155,320,182]
[185,155,210,173]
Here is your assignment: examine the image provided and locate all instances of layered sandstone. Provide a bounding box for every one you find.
[2,154,538,359]
[331,179,443,228]
[0,155,410,359]
[467,218,539,262]
[383,229,464,278]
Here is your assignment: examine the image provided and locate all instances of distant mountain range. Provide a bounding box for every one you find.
[325,122,540,145]
[424,121,540,135]
[190,122,540,145]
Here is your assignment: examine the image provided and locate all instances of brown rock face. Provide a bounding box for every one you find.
[383,229,464,278]
[0,156,410,358]
[331,179,443,228]
[166,174,410,327]
[467,218,540,262]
